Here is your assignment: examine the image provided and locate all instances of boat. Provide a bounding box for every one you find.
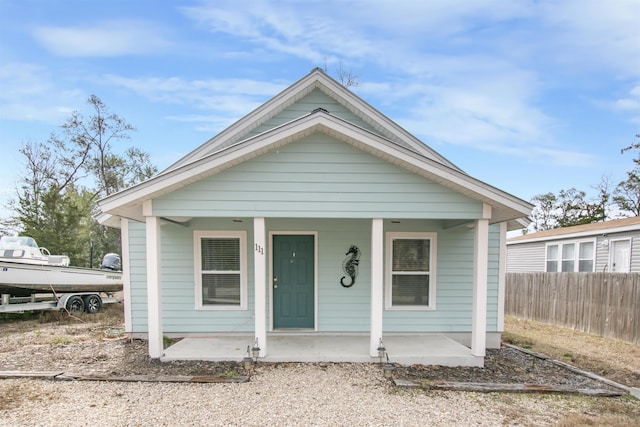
[0,236,123,297]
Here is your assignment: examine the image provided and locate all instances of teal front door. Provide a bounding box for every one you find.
[273,234,314,329]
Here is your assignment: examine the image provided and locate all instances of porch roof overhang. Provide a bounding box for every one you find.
[97,109,532,229]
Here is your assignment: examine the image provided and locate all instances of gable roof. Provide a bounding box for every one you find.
[97,70,532,228]
[165,68,461,173]
[507,216,640,244]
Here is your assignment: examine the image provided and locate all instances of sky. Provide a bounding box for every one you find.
[1,0,639,222]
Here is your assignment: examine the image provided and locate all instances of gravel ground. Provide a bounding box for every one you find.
[1,364,513,427]
[1,308,638,426]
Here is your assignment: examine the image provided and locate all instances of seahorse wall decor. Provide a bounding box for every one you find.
[340,245,360,288]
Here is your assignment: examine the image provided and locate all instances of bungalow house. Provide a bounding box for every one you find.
[97,68,532,367]
[506,216,640,273]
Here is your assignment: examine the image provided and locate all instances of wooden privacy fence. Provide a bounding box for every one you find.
[505,272,640,344]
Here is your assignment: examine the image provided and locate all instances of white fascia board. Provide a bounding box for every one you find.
[164,71,323,172]
[99,114,326,214]
[167,69,460,174]
[318,115,533,217]
[95,211,121,228]
[312,73,461,171]
[100,110,531,221]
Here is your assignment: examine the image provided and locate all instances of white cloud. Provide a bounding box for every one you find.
[173,1,562,162]
[612,84,640,124]
[104,74,288,129]
[180,1,381,64]
[536,0,640,78]
[32,20,171,57]
[354,52,582,164]
[164,114,237,133]
[0,62,84,122]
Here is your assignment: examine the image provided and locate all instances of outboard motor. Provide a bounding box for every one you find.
[100,253,122,271]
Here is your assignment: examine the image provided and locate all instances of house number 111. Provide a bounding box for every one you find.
[255,244,264,255]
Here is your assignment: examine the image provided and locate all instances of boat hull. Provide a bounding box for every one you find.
[0,260,123,297]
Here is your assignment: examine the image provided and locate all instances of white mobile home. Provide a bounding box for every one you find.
[507,216,640,273]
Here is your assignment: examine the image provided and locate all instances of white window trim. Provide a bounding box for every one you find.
[194,230,248,310]
[544,238,596,272]
[385,232,437,311]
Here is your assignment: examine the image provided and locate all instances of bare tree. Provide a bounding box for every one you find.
[322,58,360,88]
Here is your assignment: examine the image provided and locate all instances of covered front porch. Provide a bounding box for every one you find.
[142,215,494,366]
[161,333,483,367]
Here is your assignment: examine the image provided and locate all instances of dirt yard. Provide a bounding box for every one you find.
[0,304,638,426]
[503,316,640,388]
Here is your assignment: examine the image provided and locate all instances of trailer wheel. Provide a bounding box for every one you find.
[83,294,102,314]
[66,295,85,313]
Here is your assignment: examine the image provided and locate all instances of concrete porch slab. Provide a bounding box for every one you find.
[161,334,483,367]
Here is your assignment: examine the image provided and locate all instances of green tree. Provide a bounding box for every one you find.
[614,167,640,216]
[530,192,558,231]
[12,96,157,266]
[613,134,640,216]
[529,185,609,232]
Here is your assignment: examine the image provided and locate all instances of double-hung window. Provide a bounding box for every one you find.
[561,244,575,272]
[194,231,247,310]
[578,242,594,272]
[545,240,595,272]
[386,232,436,310]
[546,245,559,272]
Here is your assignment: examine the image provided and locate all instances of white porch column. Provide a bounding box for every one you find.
[471,204,491,357]
[143,200,163,358]
[120,217,132,333]
[370,218,384,357]
[254,217,267,357]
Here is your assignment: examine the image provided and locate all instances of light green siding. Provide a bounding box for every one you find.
[487,224,501,332]
[128,132,499,336]
[128,221,148,333]
[247,89,380,138]
[153,135,483,219]
[382,222,501,333]
[128,218,501,334]
[161,218,255,333]
[129,219,256,333]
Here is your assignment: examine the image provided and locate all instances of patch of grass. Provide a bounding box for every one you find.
[504,315,640,387]
[555,396,640,427]
[501,331,534,349]
[0,312,40,322]
[218,369,240,378]
[163,336,177,348]
[48,336,74,345]
[0,383,28,410]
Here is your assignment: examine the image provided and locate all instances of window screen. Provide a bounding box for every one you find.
[201,238,241,306]
[390,238,430,307]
